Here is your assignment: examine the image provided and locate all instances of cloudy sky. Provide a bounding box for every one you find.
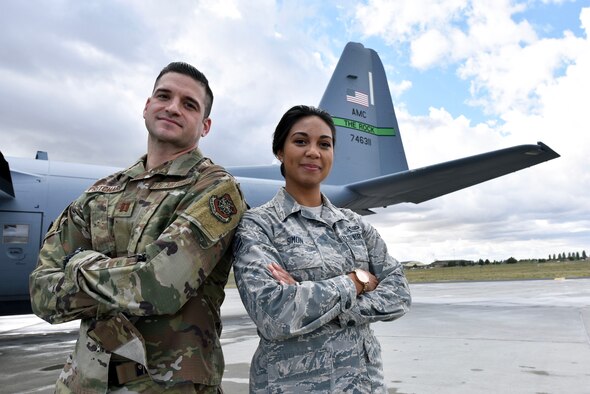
[1,0,588,263]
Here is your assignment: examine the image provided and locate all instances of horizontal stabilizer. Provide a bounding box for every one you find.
[227,164,282,181]
[341,142,559,211]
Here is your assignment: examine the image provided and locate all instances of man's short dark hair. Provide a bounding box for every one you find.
[154,62,214,118]
[272,105,336,177]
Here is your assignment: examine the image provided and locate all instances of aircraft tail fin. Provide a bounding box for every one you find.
[319,42,408,185]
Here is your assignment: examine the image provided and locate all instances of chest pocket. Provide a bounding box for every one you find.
[88,195,115,255]
[343,232,370,271]
[125,191,168,253]
[124,177,193,253]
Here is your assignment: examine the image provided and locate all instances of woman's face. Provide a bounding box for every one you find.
[277,115,334,191]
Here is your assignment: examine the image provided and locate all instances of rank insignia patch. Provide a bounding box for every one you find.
[209,193,238,223]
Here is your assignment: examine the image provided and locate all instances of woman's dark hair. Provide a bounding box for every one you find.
[272,105,336,177]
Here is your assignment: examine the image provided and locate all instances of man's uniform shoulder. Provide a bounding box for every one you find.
[182,158,247,246]
[86,164,129,187]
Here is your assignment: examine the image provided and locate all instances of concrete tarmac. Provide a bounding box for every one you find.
[1,278,589,394]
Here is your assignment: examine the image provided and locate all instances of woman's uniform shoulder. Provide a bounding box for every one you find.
[241,200,278,224]
[335,206,363,222]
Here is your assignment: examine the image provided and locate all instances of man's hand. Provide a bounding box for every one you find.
[268,262,298,285]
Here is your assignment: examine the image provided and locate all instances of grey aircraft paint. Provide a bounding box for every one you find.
[0,42,559,313]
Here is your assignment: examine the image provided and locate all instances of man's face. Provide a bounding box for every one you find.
[143,72,211,151]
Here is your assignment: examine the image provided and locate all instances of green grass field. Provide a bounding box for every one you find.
[226,260,590,288]
[227,260,590,288]
[404,260,590,283]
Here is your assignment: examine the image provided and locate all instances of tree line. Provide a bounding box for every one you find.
[547,251,587,261]
[435,250,588,267]
[487,250,587,265]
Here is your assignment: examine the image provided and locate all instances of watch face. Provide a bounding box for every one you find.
[356,269,369,283]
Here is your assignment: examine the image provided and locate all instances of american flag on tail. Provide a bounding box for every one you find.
[346,89,369,107]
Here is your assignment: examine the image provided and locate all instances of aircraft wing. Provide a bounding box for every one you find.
[339,142,559,212]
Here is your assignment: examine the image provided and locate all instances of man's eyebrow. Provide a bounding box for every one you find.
[153,88,202,110]
[153,87,171,95]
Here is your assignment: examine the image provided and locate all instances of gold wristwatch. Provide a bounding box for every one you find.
[353,269,370,294]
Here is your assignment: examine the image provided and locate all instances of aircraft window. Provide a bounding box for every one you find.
[2,224,29,244]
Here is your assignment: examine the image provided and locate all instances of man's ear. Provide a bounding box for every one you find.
[142,97,151,119]
[201,117,212,137]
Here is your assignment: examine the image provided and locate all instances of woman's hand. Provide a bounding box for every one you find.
[347,270,379,296]
[365,271,379,292]
[268,262,298,285]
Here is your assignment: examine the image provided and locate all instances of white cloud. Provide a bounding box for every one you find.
[126,0,338,167]
[202,0,243,19]
[350,1,589,261]
[0,0,587,263]
[461,30,583,115]
[355,1,586,121]
[410,29,449,69]
[389,79,413,98]
[0,0,338,167]
[357,5,590,262]
[355,0,468,43]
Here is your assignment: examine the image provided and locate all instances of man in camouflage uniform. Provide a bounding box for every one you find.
[29,62,247,393]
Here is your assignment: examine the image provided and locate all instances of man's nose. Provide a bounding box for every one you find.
[165,98,181,115]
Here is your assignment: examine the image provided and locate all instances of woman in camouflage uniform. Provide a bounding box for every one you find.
[232,105,412,393]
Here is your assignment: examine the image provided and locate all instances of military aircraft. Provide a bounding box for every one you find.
[0,42,559,314]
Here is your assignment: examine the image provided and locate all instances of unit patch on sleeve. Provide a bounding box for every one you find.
[182,180,244,244]
[209,193,238,223]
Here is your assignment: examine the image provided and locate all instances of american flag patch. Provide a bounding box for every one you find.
[346,89,369,107]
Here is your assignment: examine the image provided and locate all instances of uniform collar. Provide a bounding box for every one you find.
[272,187,347,225]
[123,148,206,179]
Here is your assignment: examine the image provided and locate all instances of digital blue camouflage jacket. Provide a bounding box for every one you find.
[232,188,411,393]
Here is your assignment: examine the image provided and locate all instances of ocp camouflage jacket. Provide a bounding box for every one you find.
[29,149,247,393]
